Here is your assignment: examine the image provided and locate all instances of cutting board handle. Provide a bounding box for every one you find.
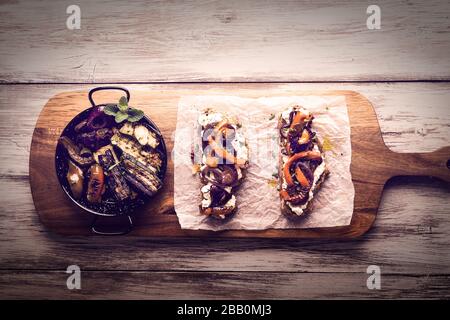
[387,146,450,182]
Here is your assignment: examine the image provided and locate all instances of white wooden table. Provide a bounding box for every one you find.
[0,0,449,299]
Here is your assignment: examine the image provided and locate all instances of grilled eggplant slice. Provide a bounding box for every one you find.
[121,153,162,197]
[97,148,131,201]
[111,131,162,170]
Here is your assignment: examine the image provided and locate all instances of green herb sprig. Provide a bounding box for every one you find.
[103,96,144,123]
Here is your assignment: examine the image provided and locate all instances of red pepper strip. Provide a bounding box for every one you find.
[207,135,247,167]
[283,151,321,186]
[289,111,311,129]
[280,189,291,200]
[205,156,219,168]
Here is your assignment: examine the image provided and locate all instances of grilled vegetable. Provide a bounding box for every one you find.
[134,125,149,146]
[87,106,114,130]
[111,131,162,170]
[207,135,247,167]
[119,122,160,149]
[294,162,313,188]
[146,130,159,149]
[200,165,239,188]
[58,136,94,167]
[121,153,162,196]
[86,164,105,203]
[290,111,311,129]
[209,184,232,207]
[283,151,321,187]
[97,148,131,201]
[288,127,314,154]
[80,147,93,158]
[119,122,134,136]
[76,128,114,150]
[66,160,84,199]
[280,186,310,205]
[93,145,119,164]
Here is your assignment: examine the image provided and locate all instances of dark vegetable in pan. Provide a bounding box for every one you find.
[97,148,132,201]
[58,136,95,167]
[76,128,114,150]
[86,164,105,203]
[55,87,168,235]
[87,106,115,130]
[56,90,167,226]
[121,153,162,197]
[66,160,84,199]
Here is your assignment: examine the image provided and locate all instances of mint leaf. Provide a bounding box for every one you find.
[127,108,144,122]
[103,104,119,116]
[118,96,128,112]
[115,111,129,123]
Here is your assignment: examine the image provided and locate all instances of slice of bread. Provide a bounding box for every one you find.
[278,107,329,217]
[196,110,248,220]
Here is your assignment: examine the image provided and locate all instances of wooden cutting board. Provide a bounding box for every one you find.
[29,88,450,238]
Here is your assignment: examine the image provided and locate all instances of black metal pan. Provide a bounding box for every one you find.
[55,86,167,235]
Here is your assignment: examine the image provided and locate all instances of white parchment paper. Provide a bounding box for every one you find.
[173,95,354,230]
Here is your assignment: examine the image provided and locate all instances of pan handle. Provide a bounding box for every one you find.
[90,214,134,236]
[88,86,130,107]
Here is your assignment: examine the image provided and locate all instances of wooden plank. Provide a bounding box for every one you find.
[0,176,449,274]
[1,0,450,83]
[1,82,449,178]
[0,270,448,299]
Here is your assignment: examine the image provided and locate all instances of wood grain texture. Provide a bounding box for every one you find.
[1,271,449,299]
[1,83,449,298]
[28,87,449,238]
[1,0,450,299]
[1,0,450,83]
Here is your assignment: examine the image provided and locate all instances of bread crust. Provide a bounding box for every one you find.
[278,109,329,217]
[199,205,236,219]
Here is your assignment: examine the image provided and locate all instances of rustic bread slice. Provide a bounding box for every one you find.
[278,107,329,217]
[196,110,248,220]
